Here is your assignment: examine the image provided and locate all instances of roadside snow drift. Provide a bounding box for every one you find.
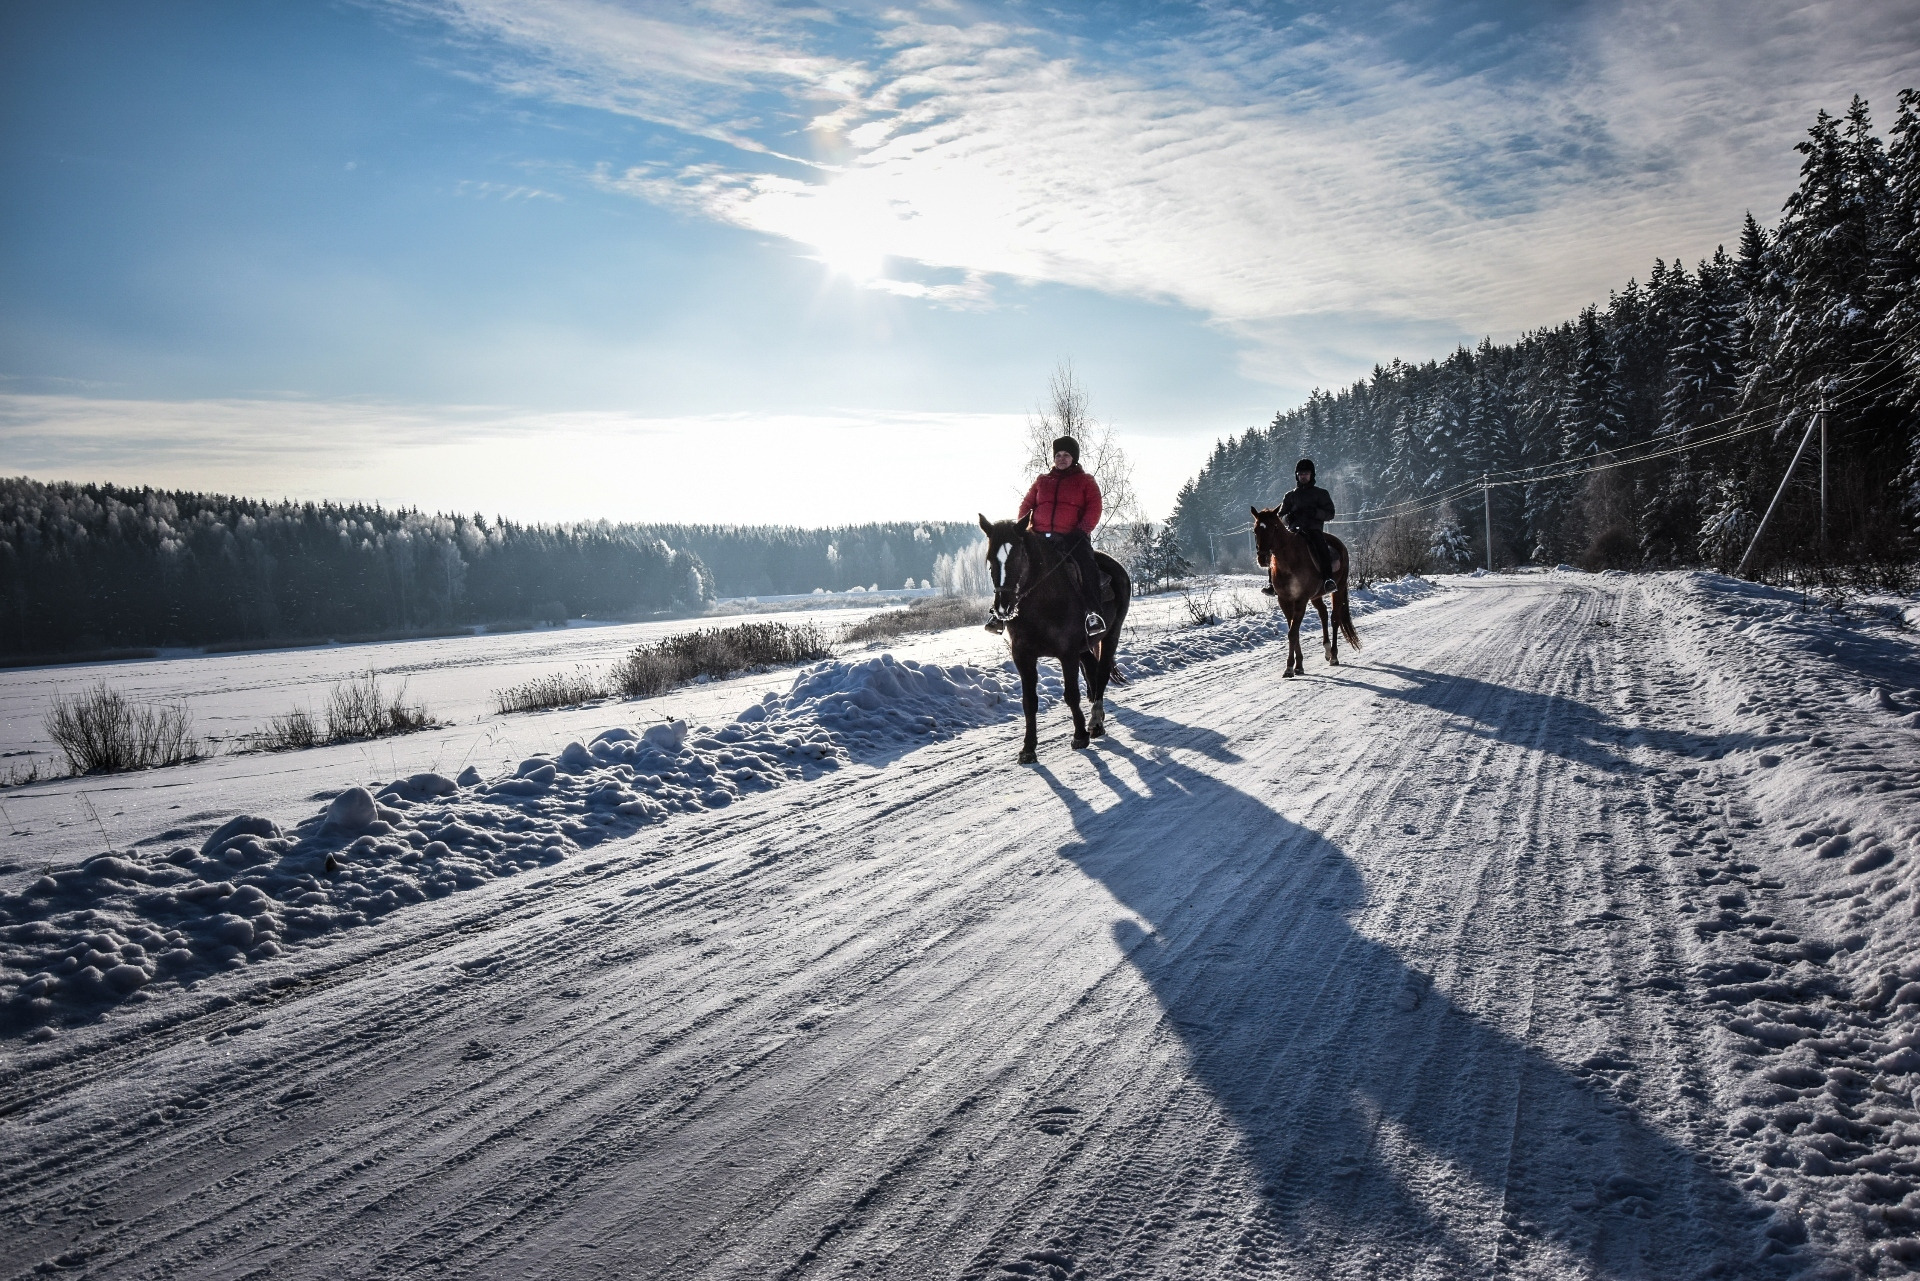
[0,578,1442,1034]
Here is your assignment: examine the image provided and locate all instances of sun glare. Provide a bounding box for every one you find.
[799,180,900,285]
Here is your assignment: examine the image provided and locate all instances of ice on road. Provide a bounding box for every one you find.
[4,574,1920,1279]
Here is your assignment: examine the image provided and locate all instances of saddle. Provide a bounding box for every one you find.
[1063,558,1115,603]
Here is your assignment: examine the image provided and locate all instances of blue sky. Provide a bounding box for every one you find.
[2,0,1915,523]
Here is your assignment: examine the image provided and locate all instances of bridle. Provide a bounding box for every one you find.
[988,530,1072,622]
[1252,511,1276,568]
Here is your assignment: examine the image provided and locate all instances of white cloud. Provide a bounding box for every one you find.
[399,0,1918,388]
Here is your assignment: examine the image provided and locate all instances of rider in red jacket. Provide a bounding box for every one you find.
[988,436,1106,638]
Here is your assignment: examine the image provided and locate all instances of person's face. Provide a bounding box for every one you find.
[1296,467,1312,485]
[1055,450,1075,469]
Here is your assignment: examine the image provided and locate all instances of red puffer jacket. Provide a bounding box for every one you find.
[1018,465,1102,534]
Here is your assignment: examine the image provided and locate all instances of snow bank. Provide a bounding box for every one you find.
[1123,574,1441,679]
[1649,572,1920,936]
[0,579,1443,1033]
[1645,572,1920,1262]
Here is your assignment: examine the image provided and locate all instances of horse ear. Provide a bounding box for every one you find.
[978,513,993,535]
[1250,506,1260,519]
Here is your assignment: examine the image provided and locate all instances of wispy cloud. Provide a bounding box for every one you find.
[394,0,1919,384]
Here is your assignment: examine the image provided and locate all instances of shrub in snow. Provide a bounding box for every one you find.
[243,674,436,752]
[246,706,320,751]
[609,621,831,698]
[840,597,988,645]
[325,672,432,740]
[44,683,199,775]
[494,666,605,715]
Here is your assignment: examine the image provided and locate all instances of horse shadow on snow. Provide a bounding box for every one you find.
[1022,704,1790,1279]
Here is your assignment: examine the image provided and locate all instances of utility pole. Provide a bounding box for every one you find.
[1736,414,1820,578]
[1818,385,1828,558]
[1482,473,1492,572]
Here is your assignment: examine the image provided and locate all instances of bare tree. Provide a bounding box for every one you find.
[1020,360,1143,547]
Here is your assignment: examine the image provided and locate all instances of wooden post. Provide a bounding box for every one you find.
[1482,474,1492,572]
[1819,389,1828,557]
[1736,415,1819,578]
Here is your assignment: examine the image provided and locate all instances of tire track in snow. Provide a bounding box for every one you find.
[3,579,1795,1280]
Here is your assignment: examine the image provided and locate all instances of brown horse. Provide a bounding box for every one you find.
[1251,506,1360,677]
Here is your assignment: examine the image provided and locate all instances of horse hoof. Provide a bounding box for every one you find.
[1017,748,1037,764]
[1087,725,1105,739]
[1072,734,1090,750]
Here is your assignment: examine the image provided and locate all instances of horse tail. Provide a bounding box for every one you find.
[1334,587,1361,650]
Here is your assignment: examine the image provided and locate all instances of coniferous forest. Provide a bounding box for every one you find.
[1171,92,1920,580]
[0,477,981,657]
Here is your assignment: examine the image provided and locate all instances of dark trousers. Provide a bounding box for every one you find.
[1293,521,1333,580]
[1044,532,1103,614]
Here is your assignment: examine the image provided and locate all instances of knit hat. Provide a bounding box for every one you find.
[1053,436,1080,463]
[1295,457,1316,477]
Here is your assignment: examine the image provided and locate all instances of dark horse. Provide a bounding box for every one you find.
[1251,505,1360,677]
[978,515,1132,764]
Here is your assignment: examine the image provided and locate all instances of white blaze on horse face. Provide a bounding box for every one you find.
[994,542,1011,587]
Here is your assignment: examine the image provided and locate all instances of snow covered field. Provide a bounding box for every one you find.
[0,586,1268,884]
[4,572,1920,1279]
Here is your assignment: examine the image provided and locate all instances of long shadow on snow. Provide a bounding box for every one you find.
[1326,662,1797,770]
[1023,704,1784,1278]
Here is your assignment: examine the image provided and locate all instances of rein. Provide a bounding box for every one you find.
[992,535,1075,621]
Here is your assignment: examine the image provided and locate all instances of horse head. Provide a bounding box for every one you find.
[977,512,1034,622]
[1251,506,1280,568]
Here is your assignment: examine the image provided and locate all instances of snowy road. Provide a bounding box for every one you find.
[6,575,1920,1279]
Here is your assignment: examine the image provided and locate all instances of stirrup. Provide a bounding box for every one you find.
[1322,577,1337,593]
[1084,612,1107,638]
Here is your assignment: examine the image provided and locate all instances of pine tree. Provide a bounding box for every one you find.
[1877,89,1920,529]
[1561,306,1625,457]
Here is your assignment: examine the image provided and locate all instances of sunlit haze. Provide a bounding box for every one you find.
[3,0,1915,523]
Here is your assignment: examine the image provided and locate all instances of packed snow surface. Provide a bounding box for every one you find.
[4,572,1919,1279]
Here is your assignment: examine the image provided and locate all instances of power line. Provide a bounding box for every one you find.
[1210,311,1920,546]
[1317,311,1920,528]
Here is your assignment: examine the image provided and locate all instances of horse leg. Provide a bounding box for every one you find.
[1016,652,1040,764]
[1315,594,1336,665]
[1285,603,1304,677]
[1063,656,1089,749]
[1079,653,1105,738]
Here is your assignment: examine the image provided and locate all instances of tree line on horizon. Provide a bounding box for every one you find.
[1171,91,1920,580]
[0,477,983,656]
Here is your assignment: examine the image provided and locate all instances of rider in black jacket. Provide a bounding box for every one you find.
[1276,458,1337,594]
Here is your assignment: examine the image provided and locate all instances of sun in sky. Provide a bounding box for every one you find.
[2,0,1915,524]
[796,180,899,285]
